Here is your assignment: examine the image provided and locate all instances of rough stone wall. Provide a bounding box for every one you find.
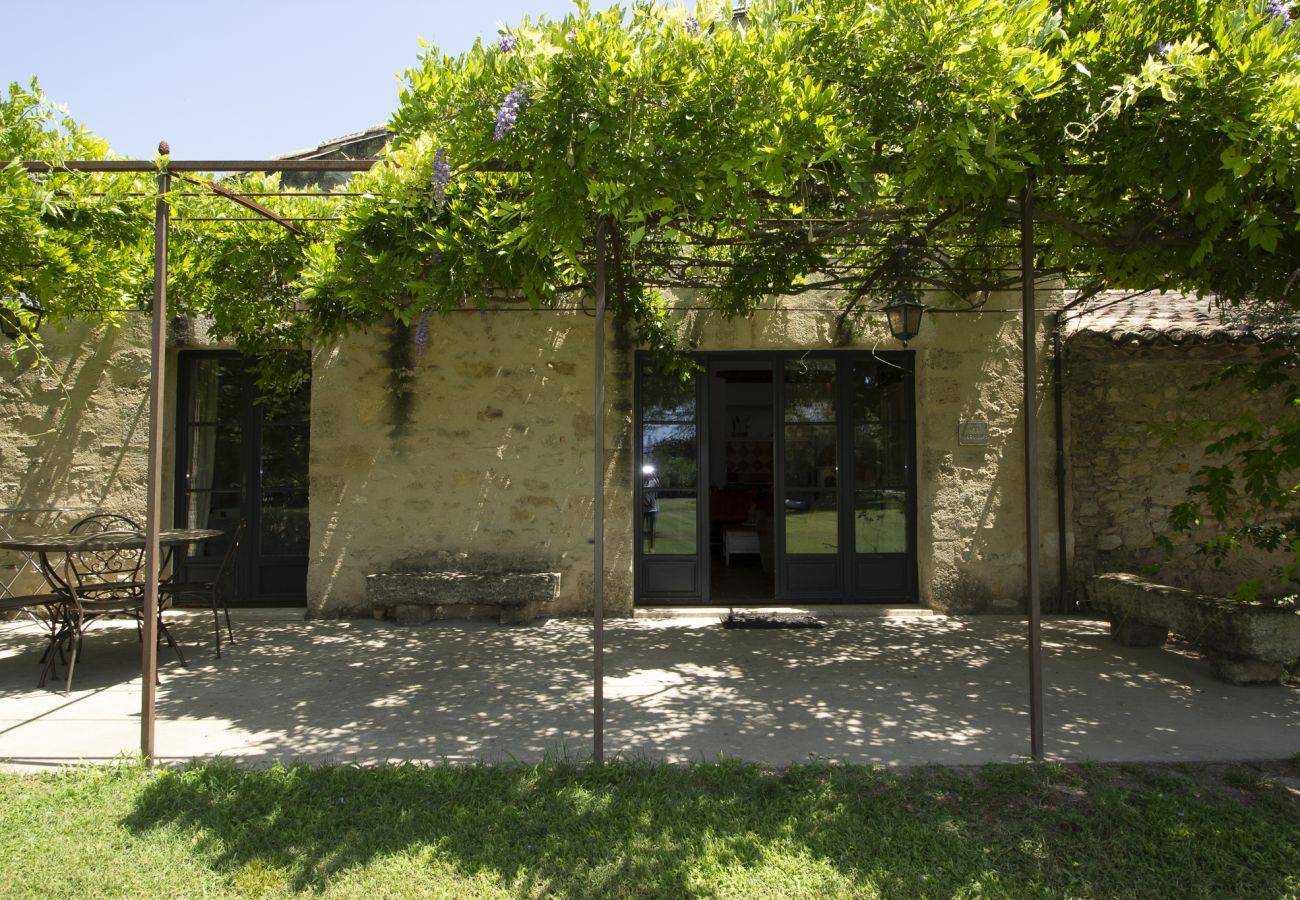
[0,291,1066,618]
[0,317,163,592]
[307,304,636,617]
[666,288,1064,614]
[1066,335,1290,598]
[914,305,1064,613]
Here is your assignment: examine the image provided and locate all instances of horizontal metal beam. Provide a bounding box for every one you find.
[21,159,376,174]
[22,158,1095,178]
[172,216,341,223]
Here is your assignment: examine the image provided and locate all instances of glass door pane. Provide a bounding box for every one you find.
[637,361,704,600]
[782,359,838,553]
[182,357,242,564]
[779,358,842,597]
[259,394,311,558]
[849,357,915,599]
[642,423,697,554]
[250,370,311,597]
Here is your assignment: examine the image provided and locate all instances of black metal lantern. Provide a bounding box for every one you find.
[883,288,926,347]
[1,294,47,339]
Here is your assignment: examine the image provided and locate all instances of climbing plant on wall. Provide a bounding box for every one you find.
[2,78,337,389]
[304,0,1300,598]
[8,2,1299,373]
[3,1,1299,592]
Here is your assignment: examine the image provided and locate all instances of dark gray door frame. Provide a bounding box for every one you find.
[633,356,710,601]
[634,349,917,606]
[174,350,310,607]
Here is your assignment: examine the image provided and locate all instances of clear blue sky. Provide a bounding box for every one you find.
[4,0,628,160]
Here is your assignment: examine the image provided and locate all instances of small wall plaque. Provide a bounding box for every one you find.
[958,421,989,446]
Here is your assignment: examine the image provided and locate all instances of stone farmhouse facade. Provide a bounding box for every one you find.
[0,129,1289,619]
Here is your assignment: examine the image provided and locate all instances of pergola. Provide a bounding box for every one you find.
[19,151,1061,765]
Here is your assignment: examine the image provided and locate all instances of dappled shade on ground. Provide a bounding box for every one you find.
[1,614,1298,767]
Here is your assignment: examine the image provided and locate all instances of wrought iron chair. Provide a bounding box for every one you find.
[69,512,142,534]
[0,591,67,670]
[159,521,241,658]
[0,506,91,649]
[69,510,198,654]
[43,530,187,694]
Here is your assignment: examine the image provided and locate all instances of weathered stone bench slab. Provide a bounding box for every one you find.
[366,571,560,626]
[1088,573,1300,684]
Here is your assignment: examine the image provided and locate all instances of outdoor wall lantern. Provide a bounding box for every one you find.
[883,288,926,348]
[1,294,47,339]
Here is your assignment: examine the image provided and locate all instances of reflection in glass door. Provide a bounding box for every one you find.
[778,358,843,598]
[849,357,916,599]
[175,352,310,606]
[636,363,705,600]
[775,352,916,602]
[636,351,915,606]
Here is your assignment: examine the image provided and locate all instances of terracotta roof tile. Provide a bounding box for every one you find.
[1063,290,1298,345]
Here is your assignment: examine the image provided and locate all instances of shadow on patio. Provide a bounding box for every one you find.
[0,614,1296,768]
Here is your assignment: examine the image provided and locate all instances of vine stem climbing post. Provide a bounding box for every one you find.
[593,218,608,764]
[142,157,170,764]
[1021,170,1045,761]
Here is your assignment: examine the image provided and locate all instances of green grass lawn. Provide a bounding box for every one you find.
[1,758,1297,898]
[643,496,698,555]
[786,507,840,553]
[646,500,908,556]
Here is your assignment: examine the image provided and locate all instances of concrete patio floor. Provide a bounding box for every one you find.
[1,610,1296,770]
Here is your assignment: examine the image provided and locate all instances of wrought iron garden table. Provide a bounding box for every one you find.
[0,528,223,688]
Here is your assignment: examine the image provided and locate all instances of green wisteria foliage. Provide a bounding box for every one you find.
[310,0,1300,600]
[3,0,1299,594]
[301,0,1300,334]
[8,2,1300,360]
[0,79,151,351]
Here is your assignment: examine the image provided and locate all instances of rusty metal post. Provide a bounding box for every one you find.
[592,219,607,764]
[1021,171,1045,761]
[142,160,170,764]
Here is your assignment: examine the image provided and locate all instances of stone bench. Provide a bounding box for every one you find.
[366,571,560,626]
[1087,572,1300,684]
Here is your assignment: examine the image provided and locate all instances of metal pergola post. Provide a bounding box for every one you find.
[1021,170,1045,761]
[141,163,170,763]
[23,154,375,766]
[592,219,608,764]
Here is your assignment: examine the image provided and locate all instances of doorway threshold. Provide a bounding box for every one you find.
[634,604,938,620]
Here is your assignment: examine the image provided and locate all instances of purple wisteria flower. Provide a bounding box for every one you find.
[413,310,431,360]
[432,147,450,210]
[498,33,518,53]
[684,16,700,36]
[494,85,526,141]
[1267,0,1291,22]
[1156,40,1172,60]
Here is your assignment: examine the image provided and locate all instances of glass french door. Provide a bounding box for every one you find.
[846,356,917,600]
[174,352,310,606]
[635,351,916,605]
[775,353,916,601]
[635,363,706,600]
[777,358,843,597]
